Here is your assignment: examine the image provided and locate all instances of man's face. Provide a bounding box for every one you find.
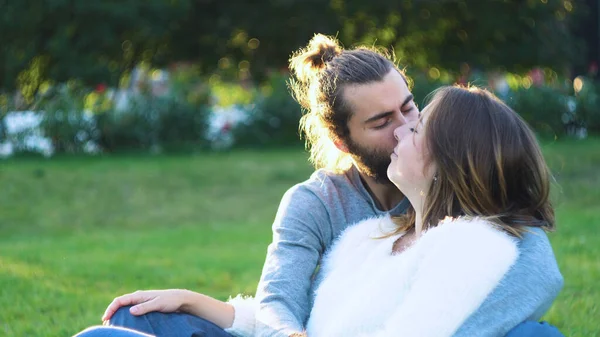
[342,70,419,184]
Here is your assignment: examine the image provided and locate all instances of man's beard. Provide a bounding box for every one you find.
[346,138,393,185]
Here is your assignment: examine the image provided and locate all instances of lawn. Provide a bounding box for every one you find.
[1,139,599,336]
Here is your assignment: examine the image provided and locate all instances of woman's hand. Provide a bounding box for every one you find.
[101,289,235,330]
[102,289,190,322]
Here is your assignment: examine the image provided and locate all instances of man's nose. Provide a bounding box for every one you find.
[396,112,408,126]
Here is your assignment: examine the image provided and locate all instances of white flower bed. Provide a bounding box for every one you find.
[205,105,251,150]
[1,105,252,158]
[0,110,102,158]
[1,111,54,158]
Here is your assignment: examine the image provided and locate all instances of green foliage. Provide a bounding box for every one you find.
[575,78,600,133]
[505,85,574,137]
[0,0,191,94]
[7,71,595,157]
[97,93,210,153]
[1,0,588,96]
[406,71,450,107]
[168,65,212,107]
[39,85,100,154]
[231,74,303,148]
[0,94,16,142]
[210,79,257,108]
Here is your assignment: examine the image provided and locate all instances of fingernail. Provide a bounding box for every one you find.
[130,306,138,314]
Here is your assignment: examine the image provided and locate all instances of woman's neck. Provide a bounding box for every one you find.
[406,193,425,235]
[414,210,424,236]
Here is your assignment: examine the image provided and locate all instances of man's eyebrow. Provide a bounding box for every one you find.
[401,94,415,108]
[363,94,415,124]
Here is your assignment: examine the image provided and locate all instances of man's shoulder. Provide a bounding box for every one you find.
[278,169,345,208]
[294,168,357,193]
[274,168,362,227]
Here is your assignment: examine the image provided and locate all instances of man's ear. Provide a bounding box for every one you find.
[334,138,349,153]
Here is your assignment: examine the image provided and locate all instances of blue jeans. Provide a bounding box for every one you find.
[75,305,564,337]
[74,306,232,337]
[75,326,153,337]
[505,321,565,337]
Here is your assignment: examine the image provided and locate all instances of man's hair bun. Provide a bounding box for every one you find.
[289,34,342,83]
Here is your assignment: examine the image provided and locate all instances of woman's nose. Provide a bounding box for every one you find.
[393,126,402,141]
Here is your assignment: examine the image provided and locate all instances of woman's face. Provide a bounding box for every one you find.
[387,105,436,197]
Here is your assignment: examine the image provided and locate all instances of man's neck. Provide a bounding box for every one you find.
[358,171,405,211]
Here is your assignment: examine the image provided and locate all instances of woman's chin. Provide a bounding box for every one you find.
[388,174,413,196]
[387,171,401,189]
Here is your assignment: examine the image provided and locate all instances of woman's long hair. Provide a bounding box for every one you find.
[393,86,555,236]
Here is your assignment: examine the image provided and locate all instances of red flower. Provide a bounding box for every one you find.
[221,122,232,133]
[96,84,107,93]
[589,62,598,75]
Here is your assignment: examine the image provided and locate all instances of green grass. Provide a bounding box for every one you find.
[1,140,599,336]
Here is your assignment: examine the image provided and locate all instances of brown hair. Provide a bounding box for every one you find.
[289,34,408,172]
[394,85,555,236]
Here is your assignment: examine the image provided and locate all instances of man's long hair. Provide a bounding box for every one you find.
[288,34,408,172]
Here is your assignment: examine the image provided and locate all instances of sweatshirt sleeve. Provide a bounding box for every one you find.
[254,185,331,337]
[225,295,259,337]
[453,227,563,337]
[365,218,519,337]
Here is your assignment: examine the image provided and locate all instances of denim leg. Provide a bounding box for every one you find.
[109,306,232,337]
[74,326,154,337]
[505,321,565,337]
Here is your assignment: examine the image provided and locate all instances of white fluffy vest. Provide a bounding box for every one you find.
[305,215,519,337]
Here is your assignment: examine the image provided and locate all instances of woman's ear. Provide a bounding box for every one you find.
[423,158,438,185]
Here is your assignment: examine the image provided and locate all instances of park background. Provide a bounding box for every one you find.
[1,0,599,335]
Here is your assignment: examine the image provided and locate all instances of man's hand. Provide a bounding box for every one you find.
[102,289,190,323]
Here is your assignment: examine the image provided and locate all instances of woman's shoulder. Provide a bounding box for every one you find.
[419,216,519,254]
[426,215,505,234]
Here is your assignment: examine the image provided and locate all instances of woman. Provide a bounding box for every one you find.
[75,85,563,337]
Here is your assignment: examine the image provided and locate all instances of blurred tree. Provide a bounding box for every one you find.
[334,0,587,72]
[0,0,190,94]
[570,0,599,78]
[0,0,588,98]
